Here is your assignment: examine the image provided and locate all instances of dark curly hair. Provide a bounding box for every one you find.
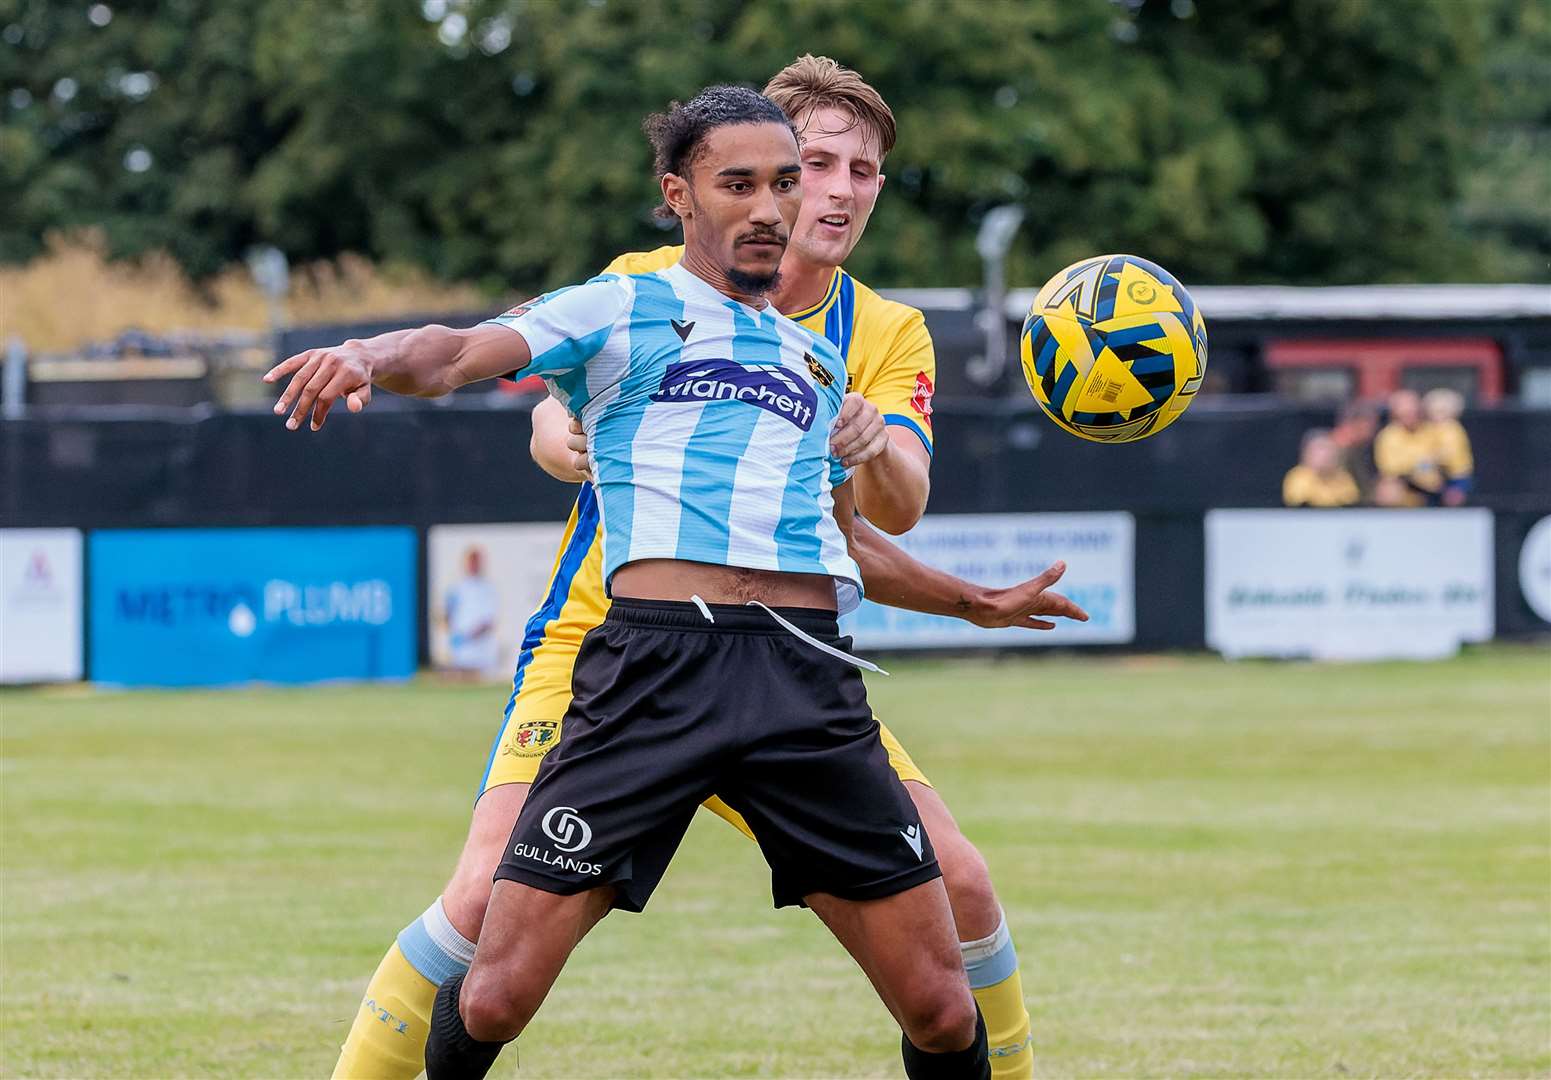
[643,85,797,220]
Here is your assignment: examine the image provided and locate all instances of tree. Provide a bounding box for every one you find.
[2,0,1532,292]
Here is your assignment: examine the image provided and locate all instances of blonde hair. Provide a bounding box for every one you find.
[1423,387,1464,421]
[763,55,897,158]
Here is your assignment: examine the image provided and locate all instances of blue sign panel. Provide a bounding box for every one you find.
[90,527,417,687]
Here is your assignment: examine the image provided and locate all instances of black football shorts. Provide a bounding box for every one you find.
[494,598,941,912]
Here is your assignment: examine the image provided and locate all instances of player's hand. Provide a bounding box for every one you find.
[968,560,1089,630]
[566,417,593,480]
[263,342,374,432]
[831,392,888,468]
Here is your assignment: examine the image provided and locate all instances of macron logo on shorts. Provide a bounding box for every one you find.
[650,359,817,430]
[541,806,593,853]
[900,823,924,861]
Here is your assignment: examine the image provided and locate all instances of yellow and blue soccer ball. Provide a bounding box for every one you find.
[1019,254,1207,443]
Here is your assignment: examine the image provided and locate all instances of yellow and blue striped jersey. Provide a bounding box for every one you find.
[483,249,936,780]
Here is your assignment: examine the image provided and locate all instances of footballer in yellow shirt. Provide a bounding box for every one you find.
[330,57,1048,1080]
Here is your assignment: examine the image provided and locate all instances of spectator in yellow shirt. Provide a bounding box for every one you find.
[1283,429,1361,507]
[1423,388,1474,506]
[1373,389,1445,507]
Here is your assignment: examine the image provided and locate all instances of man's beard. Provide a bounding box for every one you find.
[725,265,782,297]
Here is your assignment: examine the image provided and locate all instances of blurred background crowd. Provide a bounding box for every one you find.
[1284,389,1475,509]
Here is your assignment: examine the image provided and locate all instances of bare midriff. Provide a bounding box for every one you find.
[611,559,838,611]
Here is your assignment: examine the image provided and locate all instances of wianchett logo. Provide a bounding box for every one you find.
[651,359,816,430]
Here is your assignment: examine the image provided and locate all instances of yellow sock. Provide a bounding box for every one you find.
[962,912,1033,1079]
[974,968,1033,1080]
[331,942,438,1080]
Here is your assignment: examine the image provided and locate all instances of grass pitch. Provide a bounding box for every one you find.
[2,648,1548,1078]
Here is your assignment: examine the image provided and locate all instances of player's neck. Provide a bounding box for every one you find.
[677,248,770,309]
[770,256,837,316]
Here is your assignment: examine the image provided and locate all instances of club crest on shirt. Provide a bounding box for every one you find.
[805,352,835,388]
[650,359,818,431]
[503,719,559,758]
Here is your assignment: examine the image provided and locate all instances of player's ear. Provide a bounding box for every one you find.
[662,173,693,220]
[876,172,886,195]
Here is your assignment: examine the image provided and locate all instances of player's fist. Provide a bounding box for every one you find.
[831,392,888,468]
[566,417,593,480]
[263,341,375,432]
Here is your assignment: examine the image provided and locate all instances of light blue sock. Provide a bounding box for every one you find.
[395,897,476,985]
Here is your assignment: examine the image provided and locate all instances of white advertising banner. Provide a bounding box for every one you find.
[427,523,568,678]
[1,528,84,683]
[1519,515,1551,625]
[1206,509,1494,660]
[840,513,1135,648]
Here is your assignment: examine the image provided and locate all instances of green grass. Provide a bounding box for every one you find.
[3,647,1549,1078]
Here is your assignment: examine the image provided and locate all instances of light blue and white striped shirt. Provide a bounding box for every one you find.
[486,263,862,611]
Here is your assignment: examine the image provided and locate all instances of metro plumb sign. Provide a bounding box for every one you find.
[1206,509,1494,660]
[90,528,416,686]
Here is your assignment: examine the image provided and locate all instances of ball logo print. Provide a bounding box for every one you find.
[541,806,592,853]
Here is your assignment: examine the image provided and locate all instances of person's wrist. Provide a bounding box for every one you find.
[964,583,997,625]
[356,338,384,383]
[859,431,893,472]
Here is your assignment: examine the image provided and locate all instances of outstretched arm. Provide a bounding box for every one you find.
[264,322,532,432]
[832,485,1088,630]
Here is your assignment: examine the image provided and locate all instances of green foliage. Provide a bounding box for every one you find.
[2,0,1543,291]
[1460,0,1551,280]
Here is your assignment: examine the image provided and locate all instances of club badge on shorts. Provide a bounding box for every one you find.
[504,719,559,757]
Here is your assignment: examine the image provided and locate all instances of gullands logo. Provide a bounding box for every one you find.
[513,806,603,876]
[651,359,817,430]
[541,806,592,852]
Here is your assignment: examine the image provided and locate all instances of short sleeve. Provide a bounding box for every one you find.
[851,306,936,455]
[483,274,631,378]
[1437,422,1474,477]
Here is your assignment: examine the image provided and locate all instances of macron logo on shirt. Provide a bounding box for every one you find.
[651,359,817,430]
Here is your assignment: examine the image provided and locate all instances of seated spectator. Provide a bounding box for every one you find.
[1330,399,1379,500]
[1423,388,1474,506]
[1373,389,1444,506]
[1283,429,1361,507]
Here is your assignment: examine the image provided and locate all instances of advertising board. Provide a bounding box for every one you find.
[90,527,417,686]
[426,522,569,678]
[1205,509,1493,660]
[840,513,1135,649]
[0,528,83,683]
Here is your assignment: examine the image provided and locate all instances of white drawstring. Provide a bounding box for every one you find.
[744,601,889,675]
[689,594,715,623]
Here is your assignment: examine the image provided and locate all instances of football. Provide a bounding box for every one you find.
[1020,254,1208,442]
